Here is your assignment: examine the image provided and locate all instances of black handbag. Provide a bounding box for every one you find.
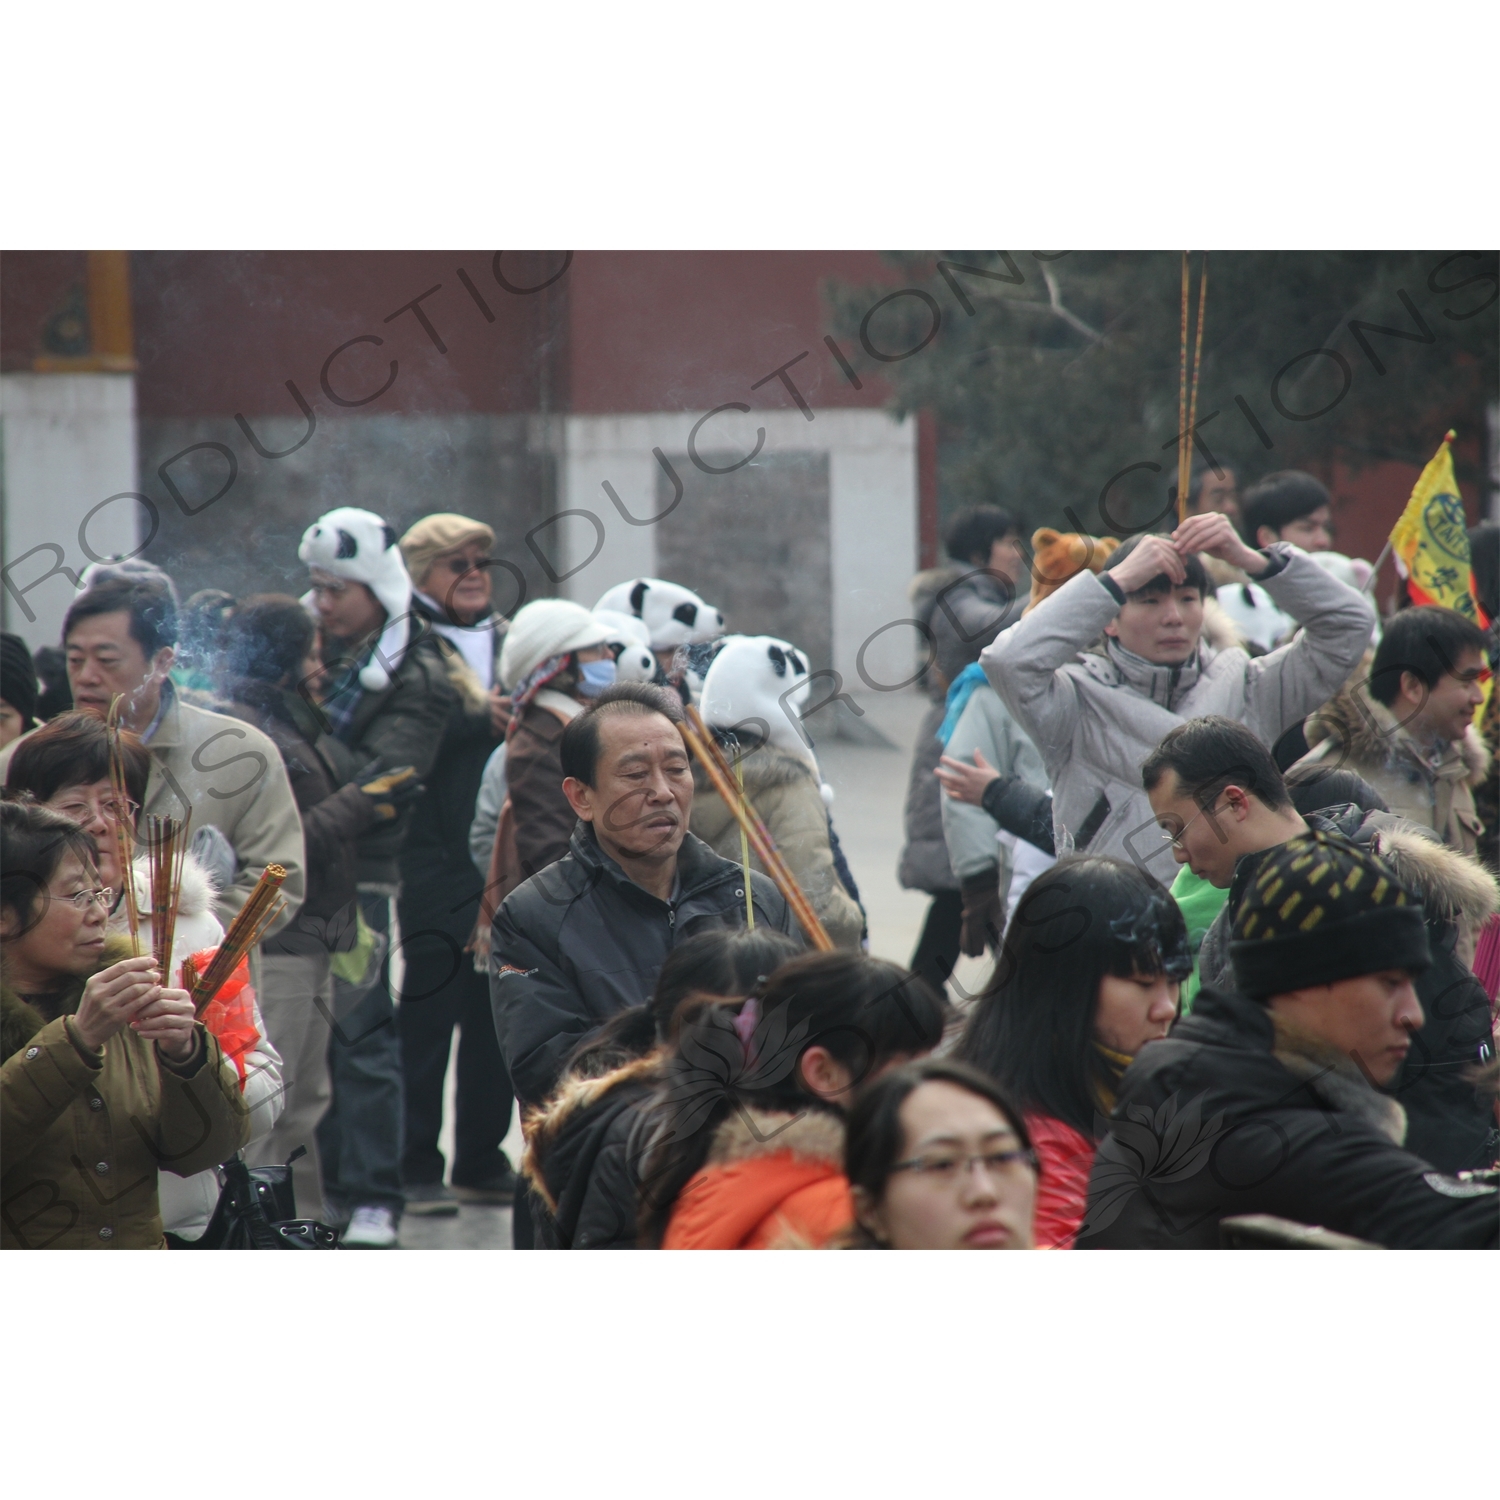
[171,1146,339,1250]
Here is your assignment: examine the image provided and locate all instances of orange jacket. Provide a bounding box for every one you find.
[662,1109,852,1250]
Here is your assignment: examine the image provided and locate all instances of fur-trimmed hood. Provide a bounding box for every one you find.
[703,1105,845,1168]
[1271,1013,1407,1146]
[1370,820,1500,949]
[1304,675,1491,789]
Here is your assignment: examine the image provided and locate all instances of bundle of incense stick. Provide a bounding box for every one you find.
[187,864,287,1015]
[681,705,833,951]
[105,695,141,948]
[142,812,191,983]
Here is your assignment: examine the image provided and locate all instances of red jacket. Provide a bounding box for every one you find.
[1024,1112,1096,1250]
[663,1108,852,1250]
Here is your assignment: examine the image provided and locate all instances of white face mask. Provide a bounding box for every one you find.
[577,657,617,698]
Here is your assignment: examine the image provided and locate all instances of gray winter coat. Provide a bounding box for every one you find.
[898,698,957,894]
[940,684,1048,885]
[930,569,1024,686]
[980,543,1376,886]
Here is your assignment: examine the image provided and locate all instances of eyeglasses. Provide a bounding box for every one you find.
[44,887,114,911]
[51,797,138,825]
[436,555,494,575]
[891,1147,1038,1185]
[1160,796,1224,849]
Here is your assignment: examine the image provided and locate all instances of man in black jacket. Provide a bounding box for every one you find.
[490,682,796,1116]
[1078,829,1498,1249]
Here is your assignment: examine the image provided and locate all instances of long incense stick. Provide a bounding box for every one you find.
[142,812,191,983]
[681,705,833,951]
[1186,254,1208,515]
[734,750,755,931]
[105,694,141,948]
[188,864,287,1015]
[1178,252,1191,524]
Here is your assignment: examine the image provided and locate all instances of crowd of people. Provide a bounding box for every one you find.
[1,460,1497,1250]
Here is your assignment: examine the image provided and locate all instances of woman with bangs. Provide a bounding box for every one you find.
[957,856,1191,1249]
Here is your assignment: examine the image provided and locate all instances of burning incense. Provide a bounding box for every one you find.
[142,812,192,983]
[681,705,833,951]
[188,864,288,1015]
[105,694,141,948]
[1176,252,1209,525]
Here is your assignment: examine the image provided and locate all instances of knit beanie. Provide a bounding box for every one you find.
[1229,828,1430,1000]
[298,507,413,691]
[499,599,607,693]
[399,513,495,589]
[0,633,39,729]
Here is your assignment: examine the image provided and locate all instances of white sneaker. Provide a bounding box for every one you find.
[342,1205,399,1249]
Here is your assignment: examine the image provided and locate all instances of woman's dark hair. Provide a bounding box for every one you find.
[219,594,316,687]
[842,1058,1033,1248]
[558,927,801,1079]
[957,856,1191,1139]
[1368,605,1489,707]
[5,710,149,807]
[1467,524,1498,625]
[635,950,951,1246]
[0,798,100,938]
[944,506,1019,566]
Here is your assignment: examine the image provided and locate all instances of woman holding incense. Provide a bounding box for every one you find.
[1,799,251,1248]
[5,715,285,1241]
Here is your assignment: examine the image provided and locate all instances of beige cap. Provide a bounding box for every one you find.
[399,513,495,587]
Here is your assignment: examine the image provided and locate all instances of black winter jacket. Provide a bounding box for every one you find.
[525,1054,661,1249]
[398,599,506,924]
[1077,986,1498,1249]
[490,825,795,1110]
[324,620,459,884]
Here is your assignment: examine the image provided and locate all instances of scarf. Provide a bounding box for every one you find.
[937,662,987,745]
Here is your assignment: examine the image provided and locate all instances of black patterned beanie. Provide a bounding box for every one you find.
[1229,828,1430,1000]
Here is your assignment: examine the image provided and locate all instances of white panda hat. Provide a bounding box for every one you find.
[699,634,826,784]
[299,507,414,691]
[593,577,725,650]
[593,609,658,683]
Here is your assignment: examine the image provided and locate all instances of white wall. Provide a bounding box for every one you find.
[559,408,917,695]
[1,373,140,649]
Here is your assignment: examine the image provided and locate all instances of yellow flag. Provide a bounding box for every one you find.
[1389,430,1480,621]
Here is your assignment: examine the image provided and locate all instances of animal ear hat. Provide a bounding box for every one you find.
[594,577,726,649]
[700,633,818,765]
[593,609,658,683]
[1026,528,1120,613]
[299,507,414,690]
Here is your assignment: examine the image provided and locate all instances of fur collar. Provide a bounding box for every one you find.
[130,850,217,921]
[1304,676,1491,789]
[1371,821,1500,947]
[705,1106,845,1168]
[1270,1014,1407,1146]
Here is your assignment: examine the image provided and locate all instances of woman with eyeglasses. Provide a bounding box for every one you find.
[6,710,286,1243]
[843,1059,1038,1249]
[956,856,1192,1249]
[1,799,250,1248]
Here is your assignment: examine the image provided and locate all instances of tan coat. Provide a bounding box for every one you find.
[689,745,864,950]
[141,688,305,934]
[1296,678,1491,859]
[2,937,252,1249]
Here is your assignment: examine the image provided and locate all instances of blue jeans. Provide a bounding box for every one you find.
[317,889,405,1218]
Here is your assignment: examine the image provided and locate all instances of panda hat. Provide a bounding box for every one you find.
[593,609,658,683]
[699,634,827,787]
[299,507,414,691]
[593,577,725,650]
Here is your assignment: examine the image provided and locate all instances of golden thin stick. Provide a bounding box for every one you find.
[1178,251,1191,524]
[681,707,833,951]
[144,812,191,983]
[734,751,755,931]
[105,694,141,947]
[188,864,287,1013]
[1186,254,1208,514]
